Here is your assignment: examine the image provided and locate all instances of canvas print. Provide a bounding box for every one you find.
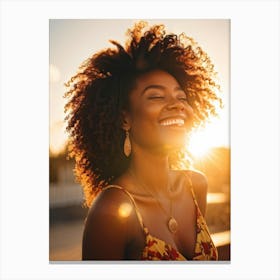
[49,19,230,261]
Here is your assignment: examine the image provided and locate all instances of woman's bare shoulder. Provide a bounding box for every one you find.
[175,169,208,215]
[82,185,138,260]
[184,169,208,191]
[173,169,207,190]
[87,185,136,223]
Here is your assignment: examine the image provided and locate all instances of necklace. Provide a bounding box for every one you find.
[128,169,178,234]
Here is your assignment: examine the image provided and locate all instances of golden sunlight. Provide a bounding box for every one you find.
[188,118,228,160]
[118,203,133,218]
[188,129,212,159]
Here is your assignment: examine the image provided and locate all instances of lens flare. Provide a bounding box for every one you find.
[118,203,133,218]
[188,130,212,159]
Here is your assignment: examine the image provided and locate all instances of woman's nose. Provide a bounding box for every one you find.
[166,96,194,121]
[166,97,185,111]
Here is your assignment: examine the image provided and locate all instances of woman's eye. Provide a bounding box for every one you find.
[148,96,164,99]
[176,89,188,101]
[177,94,187,101]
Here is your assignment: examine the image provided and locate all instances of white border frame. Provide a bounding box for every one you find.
[1,1,279,280]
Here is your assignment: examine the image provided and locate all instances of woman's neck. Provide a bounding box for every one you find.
[128,147,171,196]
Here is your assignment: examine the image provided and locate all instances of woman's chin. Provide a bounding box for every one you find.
[155,139,186,155]
[161,131,188,150]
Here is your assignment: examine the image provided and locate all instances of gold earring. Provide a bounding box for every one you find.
[124,129,131,157]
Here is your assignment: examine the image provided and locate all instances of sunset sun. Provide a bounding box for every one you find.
[188,119,227,160]
[188,133,212,159]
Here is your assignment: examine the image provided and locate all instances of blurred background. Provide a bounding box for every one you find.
[49,19,230,261]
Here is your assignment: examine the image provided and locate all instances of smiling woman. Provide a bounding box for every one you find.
[64,21,222,261]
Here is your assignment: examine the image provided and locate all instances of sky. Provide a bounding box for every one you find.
[49,19,230,155]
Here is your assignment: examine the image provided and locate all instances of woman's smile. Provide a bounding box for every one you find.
[159,115,186,127]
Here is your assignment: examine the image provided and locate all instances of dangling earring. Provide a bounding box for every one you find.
[123,129,131,157]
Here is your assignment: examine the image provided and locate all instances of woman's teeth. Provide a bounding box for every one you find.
[160,119,185,126]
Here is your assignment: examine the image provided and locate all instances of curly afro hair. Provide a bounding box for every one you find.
[64,21,222,207]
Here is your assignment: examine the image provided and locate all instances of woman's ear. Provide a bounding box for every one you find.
[121,110,131,131]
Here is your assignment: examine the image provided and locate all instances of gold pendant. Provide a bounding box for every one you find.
[168,217,178,233]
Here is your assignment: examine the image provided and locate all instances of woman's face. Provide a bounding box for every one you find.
[124,69,194,154]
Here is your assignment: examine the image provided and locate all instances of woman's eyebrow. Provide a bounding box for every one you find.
[174,86,184,92]
[141,85,165,95]
[141,85,183,95]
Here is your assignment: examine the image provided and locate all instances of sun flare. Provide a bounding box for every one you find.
[188,119,227,160]
[188,131,212,159]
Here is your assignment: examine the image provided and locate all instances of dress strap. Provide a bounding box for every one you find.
[187,180,204,218]
[182,171,200,209]
[102,185,144,229]
[190,187,200,208]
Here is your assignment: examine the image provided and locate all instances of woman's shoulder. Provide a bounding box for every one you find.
[174,169,208,210]
[82,185,140,260]
[176,169,208,216]
[89,185,136,217]
[184,169,208,189]
[174,169,208,190]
